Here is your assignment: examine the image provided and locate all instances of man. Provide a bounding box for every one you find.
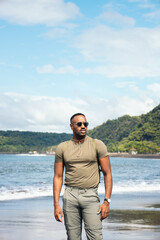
[53,113,112,240]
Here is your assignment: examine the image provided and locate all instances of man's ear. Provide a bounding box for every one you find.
[70,123,73,130]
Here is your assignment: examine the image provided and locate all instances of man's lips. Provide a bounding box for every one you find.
[80,129,86,133]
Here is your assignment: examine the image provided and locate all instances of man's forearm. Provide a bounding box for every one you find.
[98,170,112,220]
[104,173,112,199]
[53,176,63,206]
[53,175,64,222]
[99,156,112,200]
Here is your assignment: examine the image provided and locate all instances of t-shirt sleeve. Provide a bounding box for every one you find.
[95,139,108,159]
[55,142,64,163]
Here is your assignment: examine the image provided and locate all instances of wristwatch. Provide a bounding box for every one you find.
[104,198,111,203]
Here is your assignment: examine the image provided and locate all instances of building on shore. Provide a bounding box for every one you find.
[129,148,137,155]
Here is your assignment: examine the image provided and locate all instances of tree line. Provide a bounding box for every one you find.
[0,104,159,154]
[88,104,160,153]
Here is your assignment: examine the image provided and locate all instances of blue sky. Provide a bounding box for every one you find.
[0,0,160,133]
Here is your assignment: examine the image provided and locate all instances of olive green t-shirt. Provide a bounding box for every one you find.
[55,136,108,188]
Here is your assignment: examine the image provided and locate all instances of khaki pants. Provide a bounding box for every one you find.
[63,186,102,240]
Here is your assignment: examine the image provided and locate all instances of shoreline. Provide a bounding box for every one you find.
[0,152,160,159]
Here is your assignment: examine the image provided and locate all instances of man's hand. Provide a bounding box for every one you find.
[97,201,110,220]
[54,205,63,223]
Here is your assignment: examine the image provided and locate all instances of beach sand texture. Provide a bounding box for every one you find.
[0,194,160,240]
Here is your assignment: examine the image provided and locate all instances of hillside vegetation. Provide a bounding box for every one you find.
[0,131,72,153]
[88,104,160,153]
[0,104,159,154]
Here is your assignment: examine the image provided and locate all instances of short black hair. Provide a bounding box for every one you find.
[70,113,86,123]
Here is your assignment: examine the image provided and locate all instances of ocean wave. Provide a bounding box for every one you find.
[15,154,47,157]
[0,186,53,201]
[0,182,160,201]
[99,181,160,194]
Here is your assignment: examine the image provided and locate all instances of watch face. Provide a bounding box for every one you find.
[104,198,111,203]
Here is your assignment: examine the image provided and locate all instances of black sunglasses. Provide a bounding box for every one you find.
[75,122,89,127]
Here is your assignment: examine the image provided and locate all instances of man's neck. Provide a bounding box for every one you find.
[72,135,87,144]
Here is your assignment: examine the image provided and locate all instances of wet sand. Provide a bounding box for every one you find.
[109,153,160,159]
[0,193,160,240]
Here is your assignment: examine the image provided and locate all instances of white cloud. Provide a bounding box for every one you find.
[42,23,78,39]
[36,64,79,74]
[75,25,160,78]
[145,10,160,21]
[43,28,68,39]
[37,64,54,73]
[0,92,81,132]
[114,81,136,88]
[0,0,80,26]
[98,11,135,27]
[147,83,160,96]
[0,92,157,133]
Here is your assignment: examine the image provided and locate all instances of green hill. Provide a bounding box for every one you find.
[0,131,72,153]
[0,104,160,154]
[88,104,160,154]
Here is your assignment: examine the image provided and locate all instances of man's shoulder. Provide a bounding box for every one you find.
[57,140,71,149]
[55,140,72,157]
[87,136,104,145]
[94,138,105,145]
[87,135,97,142]
[91,138,107,152]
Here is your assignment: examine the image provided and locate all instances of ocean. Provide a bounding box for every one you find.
[0,154,160,202]
[0,154,160,240]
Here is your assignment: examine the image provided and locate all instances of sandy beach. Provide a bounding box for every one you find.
[0,193,160,240]
[1,154,160,239]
